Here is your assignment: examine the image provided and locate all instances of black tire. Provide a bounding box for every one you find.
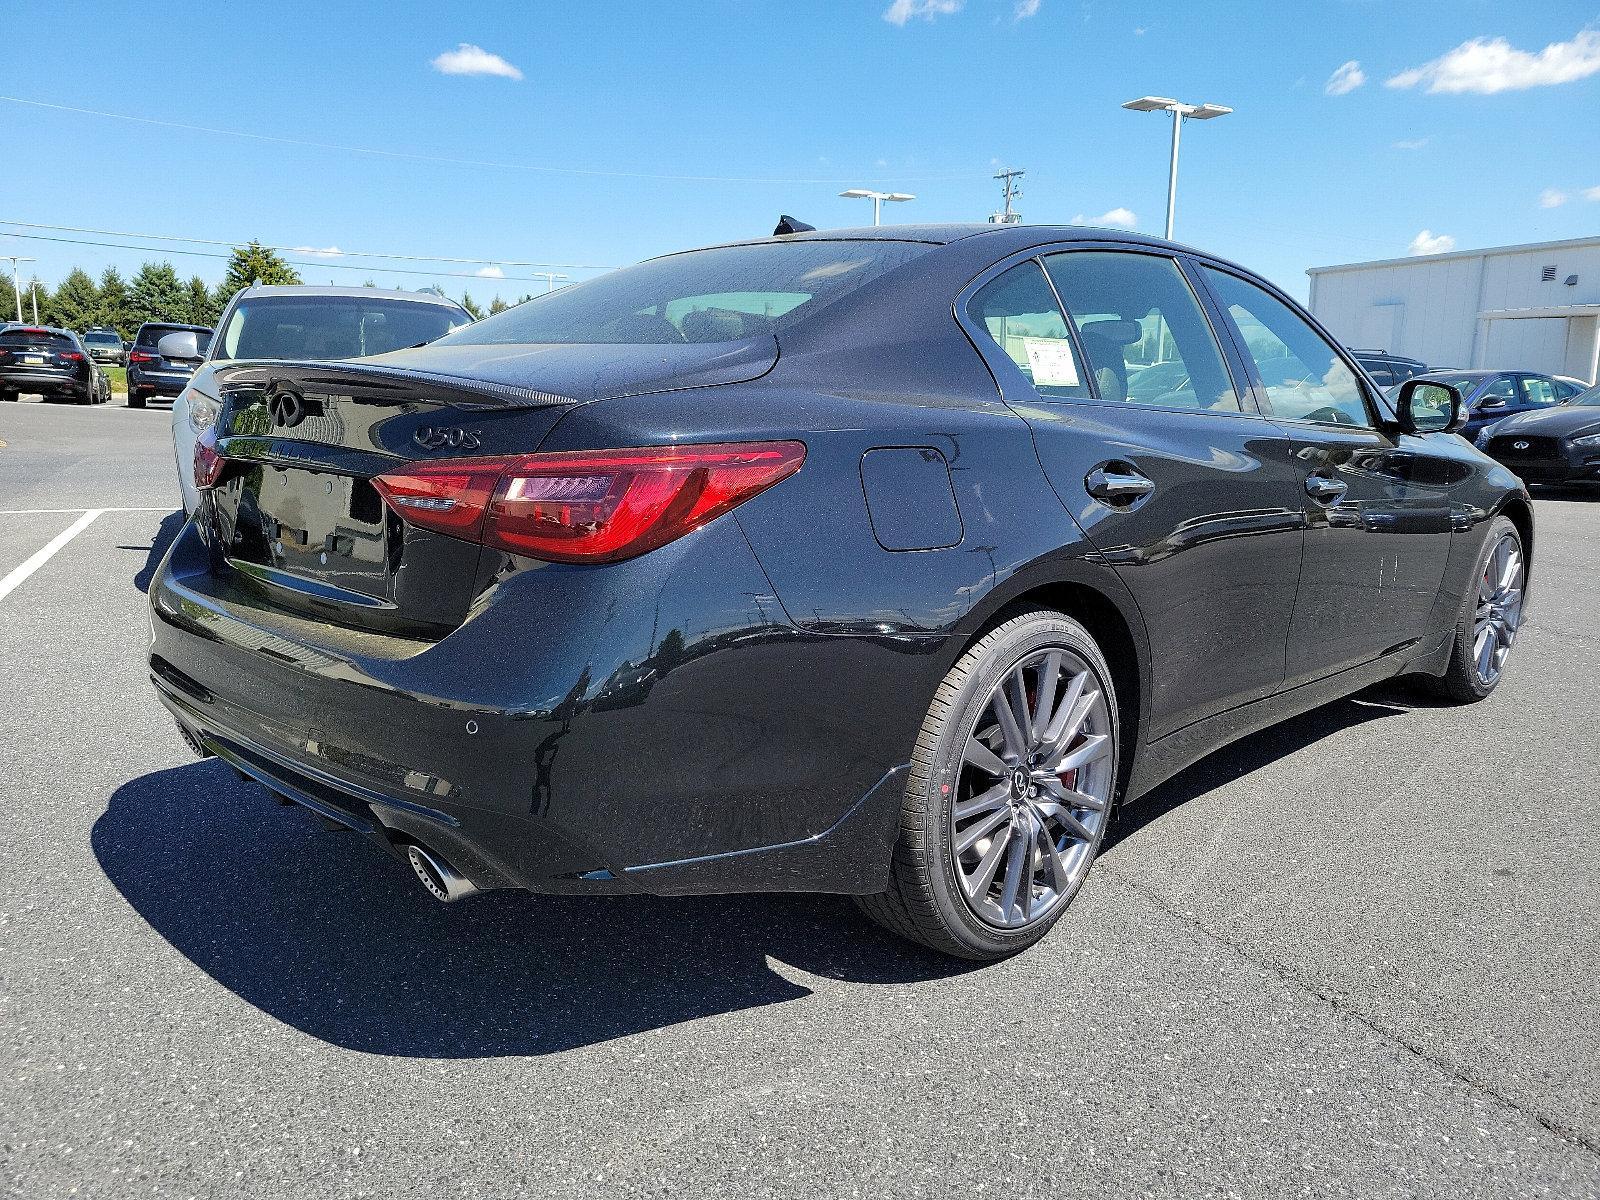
[77,385,94,405]
[1418,515,1524,703]
[856,610,1119,960]
[129,393,146,409]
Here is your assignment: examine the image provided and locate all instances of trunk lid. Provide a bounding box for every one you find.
[204,340,775,635]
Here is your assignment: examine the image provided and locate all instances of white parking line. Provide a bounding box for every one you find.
[0,509,105,601]
[0,507,171,515]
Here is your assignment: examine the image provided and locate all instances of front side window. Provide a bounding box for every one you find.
[1201,268,1369,427]
[441,240,931,346]
[1519,376,1562,407]
[214,297,469,362]
[968,261,1090,399]
[1044,252,1241,411]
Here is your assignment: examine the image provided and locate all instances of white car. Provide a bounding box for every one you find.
[173,285,474,513]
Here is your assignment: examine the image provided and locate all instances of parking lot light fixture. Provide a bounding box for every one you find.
[838,189,916,226]
[3,255,36,323]
[1120,96,1233,240]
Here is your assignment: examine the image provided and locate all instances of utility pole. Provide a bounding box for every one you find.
[29,278,39,324]
[529,272,569,293]
[990,169,1025,224]
[3,255,36,323]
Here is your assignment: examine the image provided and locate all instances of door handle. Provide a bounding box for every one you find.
[1086,465,1156,504]
[1304,473,1348,504]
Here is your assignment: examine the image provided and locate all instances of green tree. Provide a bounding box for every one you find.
[488,295,508,315]
[182,275,219,327]
[43,268,100,331]
[220,240,302,294]
[459,292,485,320]
[95,267,134,338]
[128,262,187,326]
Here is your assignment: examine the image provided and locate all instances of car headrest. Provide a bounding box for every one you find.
[1080,318,1142,346]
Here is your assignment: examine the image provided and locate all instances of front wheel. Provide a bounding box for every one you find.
[856,610,1119,960]
[1421,515,1525,702]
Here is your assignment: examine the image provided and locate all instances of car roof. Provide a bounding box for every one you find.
[235,284,468,308]
[137,321,211,331]
[680,222,1211,257]
[2,324,73,336]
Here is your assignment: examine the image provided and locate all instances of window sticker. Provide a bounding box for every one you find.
[1023,338,1081,387]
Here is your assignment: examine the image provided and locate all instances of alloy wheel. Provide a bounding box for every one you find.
[1473,532,1524,685]
[951,648,1114,929]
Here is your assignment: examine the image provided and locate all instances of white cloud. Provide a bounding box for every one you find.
[1387,29,1600,95]
[1540,188,1570,209]
[1014,0,1041,19]
[291,245,343,258]
[1408,229,1456,256]
[474,265,506,279]
[431,43,523,80]
[1072,207,1138,230]
[1392,137,1429,150]
[883,0,962,25]
[1584,186,1600,201]
[1324,61,1366,95]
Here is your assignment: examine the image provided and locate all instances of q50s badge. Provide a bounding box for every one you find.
[414,426,481,452]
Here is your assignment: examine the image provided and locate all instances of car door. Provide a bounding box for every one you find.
[1196,265,1453,687]
[1462,374,1519,438]
[963,247,1307,739]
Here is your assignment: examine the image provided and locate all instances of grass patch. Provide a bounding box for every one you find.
[104,366,127,392]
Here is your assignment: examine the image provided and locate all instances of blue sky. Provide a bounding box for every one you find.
[4,1,1599,301]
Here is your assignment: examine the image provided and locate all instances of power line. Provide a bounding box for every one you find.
[0,220,615,271]
[0,231,561,284]
[0,94,980,186]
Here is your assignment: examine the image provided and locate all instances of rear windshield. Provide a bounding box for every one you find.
[0,329,73,349]
[83,331,122,346]
[439,240,933,346]
[214,296,469,361]
[137,325,213,352]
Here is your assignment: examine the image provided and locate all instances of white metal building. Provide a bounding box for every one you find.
[1307,236,1600,384]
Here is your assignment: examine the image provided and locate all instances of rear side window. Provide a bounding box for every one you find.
[214,297,468,361]
[968,261,1090,399]
[1519,376,1562,407]
[1201,267,1369,427]
[440,240,931,346]
[1044,252,1242,412]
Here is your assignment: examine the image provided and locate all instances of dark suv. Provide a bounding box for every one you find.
[1349,349,1429,388]
[127,322,212,408]
[0,326,110,403]
[82,327,126,366]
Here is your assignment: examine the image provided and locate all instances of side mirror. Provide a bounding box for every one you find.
[157,331,200,359]
[1396,379,1464,435]
[1478,397,1507,411]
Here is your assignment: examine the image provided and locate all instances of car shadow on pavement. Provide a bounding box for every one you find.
[93,760,972,1059]
[1104,681,1421,851]
[126,510,186,594]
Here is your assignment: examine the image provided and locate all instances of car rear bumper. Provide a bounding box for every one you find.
[147,513,924,898]
[0,367,85,391]
[129,373,191,397]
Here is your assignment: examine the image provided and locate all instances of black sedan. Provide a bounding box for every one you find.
[1477,382,1600,486]
[0,325,111,403]
[148,223,1531,960]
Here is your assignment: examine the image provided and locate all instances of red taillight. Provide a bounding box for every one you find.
[128,350,157,363]
[61,351,85,362]
[373,441,805,564]
[194,426,224,490]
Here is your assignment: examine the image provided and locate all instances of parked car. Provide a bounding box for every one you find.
[81,327,127,367]
[148,224,1531,961]
[171,286,472,513]
[1349,348,1429,388]
[0,325,111,403]
[1476,381,1600,486]
[1407,369,1572,440]
[126,322,213,409]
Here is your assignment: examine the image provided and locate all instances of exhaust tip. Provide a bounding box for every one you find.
[406,843,479,903]
[176,722,212,759]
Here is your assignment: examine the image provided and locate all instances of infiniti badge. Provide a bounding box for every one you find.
[1513,440,1530,450]
[268,389,307,428]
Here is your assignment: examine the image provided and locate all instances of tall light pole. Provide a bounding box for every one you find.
[3,255,35,323]
[29,277,40,324]
[529,271,568,293]
[839,189,915,226]
[1120,97,1232,240]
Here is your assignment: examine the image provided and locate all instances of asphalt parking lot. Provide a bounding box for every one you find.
[2,398,1597,1198]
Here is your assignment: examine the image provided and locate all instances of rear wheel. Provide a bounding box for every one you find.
[129,392,146,409]
[1421,515,1525,702]
[857,610,1119,960]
